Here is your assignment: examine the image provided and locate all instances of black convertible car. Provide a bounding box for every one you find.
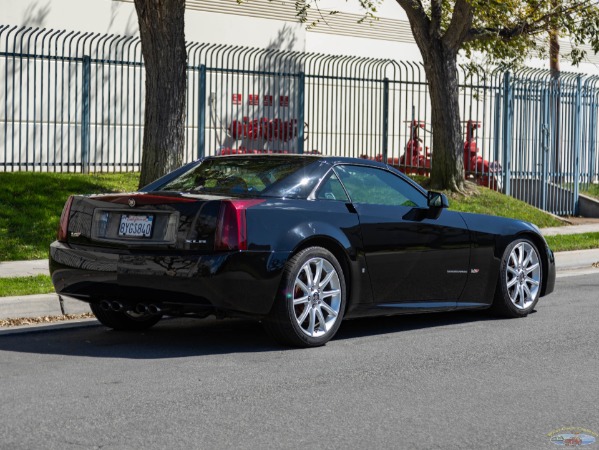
[50,155,555,347]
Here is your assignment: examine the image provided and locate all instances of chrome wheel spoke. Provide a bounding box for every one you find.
[313,259,323,286]
[297,305,310,324]
[522,250,532,267]
[315,308,327,332]
[507,277,518,288]
[517,244,524,264]
[516,286,524,305]
[307,308,316,336]
[320,302,338,318]
[526,277,540,286]
[294,295,309,305]
[319,271,334,289]
[303,265,313,287]
[525,263,539,274]
[296,279,310,295]
[321,288,340,299]
[510,286,518,303]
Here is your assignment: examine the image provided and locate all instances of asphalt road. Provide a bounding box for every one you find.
[1,273,598,450]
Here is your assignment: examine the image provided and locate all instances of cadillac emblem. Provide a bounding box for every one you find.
[128,198,136,208]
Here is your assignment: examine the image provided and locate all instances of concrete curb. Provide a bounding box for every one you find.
[542,224,599,236]
[553,248,599,271]
[0,293,91,319]
[0,318,99,336]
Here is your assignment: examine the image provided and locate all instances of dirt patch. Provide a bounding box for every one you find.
[0,313,94,327]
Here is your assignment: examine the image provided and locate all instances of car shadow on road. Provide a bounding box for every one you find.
[335,310,509,341]
[0,310,511,359]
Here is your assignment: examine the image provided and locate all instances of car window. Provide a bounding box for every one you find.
[334,165,427,207]
[315,173,350,202]
[158,157,315,196]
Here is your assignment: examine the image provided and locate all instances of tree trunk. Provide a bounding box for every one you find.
[420,40,465,192]
[134,0,187,188]
[549,9,561,182]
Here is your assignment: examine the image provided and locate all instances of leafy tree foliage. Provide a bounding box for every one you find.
[293,0,599,191]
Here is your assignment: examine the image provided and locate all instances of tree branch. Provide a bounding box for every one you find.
[464,0,597,44]
[443,0,473,52]
[430,0,443,39]
[394,0,430,33]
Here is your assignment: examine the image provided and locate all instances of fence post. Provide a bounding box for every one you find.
[502,71,513,196]
[541,88,550,212]
[198,64,206,159]
[81,55,91,174]
[382,78,389,162]
[297,71,305,154]
[573,75,582,215]
[590,102,598,184]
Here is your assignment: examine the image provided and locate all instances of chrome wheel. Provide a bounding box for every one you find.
[292,257,341,338]
[505,241,541,310]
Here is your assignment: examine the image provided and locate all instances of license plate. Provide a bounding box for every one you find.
[118,214,154,238]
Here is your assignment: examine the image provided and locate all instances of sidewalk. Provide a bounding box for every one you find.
[1,223,598,322]
[0,259,48,278]
[541,223,599,236]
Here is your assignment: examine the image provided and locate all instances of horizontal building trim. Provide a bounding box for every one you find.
[117,0,416,44]
[117,0,598,64]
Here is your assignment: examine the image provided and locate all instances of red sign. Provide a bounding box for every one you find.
[232,94,242,105]
[248,94,259,106]
[263,95,273,106]
[279,96,289,107]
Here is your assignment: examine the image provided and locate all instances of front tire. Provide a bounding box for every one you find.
[264,247,346,347]
[491,238,542,317]
[90,303,162,331]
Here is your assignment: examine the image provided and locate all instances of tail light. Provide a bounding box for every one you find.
[57,195,74,242]
[214,199,265,251]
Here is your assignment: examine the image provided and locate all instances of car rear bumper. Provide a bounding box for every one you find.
[49,241,289,317]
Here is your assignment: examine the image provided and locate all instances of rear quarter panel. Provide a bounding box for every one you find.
[245,198,373,311]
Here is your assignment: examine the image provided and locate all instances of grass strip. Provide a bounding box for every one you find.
[0,275,55,297]
[544,232,599,252]
[444,187,565,228]
[581,184,599,200]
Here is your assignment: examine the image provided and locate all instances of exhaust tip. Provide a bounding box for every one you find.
[99,300,111,312]
[135,303,148,314]
[110,301,123,312]
[148,304,161,315]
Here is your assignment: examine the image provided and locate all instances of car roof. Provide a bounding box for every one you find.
[207,153,391,169]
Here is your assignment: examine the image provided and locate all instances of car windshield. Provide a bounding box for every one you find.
[158,156,317,196]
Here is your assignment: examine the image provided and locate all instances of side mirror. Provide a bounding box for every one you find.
[427,191,449,208]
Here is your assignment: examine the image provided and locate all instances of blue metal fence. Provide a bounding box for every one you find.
[1,25,598,215]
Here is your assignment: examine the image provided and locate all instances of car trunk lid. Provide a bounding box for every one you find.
[63,192,225,251]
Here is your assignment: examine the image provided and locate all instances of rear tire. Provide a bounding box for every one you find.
[490,238,542,317]
[90,303,162,331]
[264,247,346,347]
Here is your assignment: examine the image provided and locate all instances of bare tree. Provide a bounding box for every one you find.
[134,0,187,188]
